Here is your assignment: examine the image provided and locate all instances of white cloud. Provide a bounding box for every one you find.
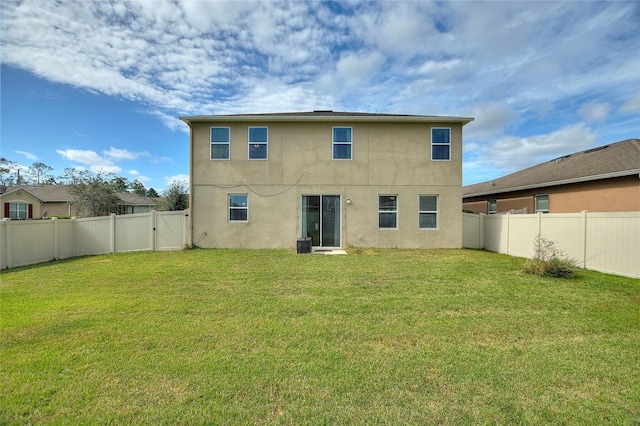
[16,150,38,161]
[578,102,611,124]
[104,146,146,161]
[164,174,189,187]
[332,51,386,87]
[619,93,640,114]
[463,104,518,139]
[467,123,598,179]
[56,149,121,174]
[2,1,638,185]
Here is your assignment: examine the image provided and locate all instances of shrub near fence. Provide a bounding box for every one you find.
[0,210,188,270]
[462,211,640,278]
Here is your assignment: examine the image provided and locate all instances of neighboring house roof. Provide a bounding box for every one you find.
[0,185,74,202]
[180,110,474,125]
[463,139,640,198]
[116,192,157,207]
[0,185,157,207]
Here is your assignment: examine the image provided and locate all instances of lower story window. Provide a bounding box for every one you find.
[229,194,248,222]
[6,202,31,219]
[535,194,549,213]
[488,199,497,214]
[379,195,397,229]
[419,195,438,229]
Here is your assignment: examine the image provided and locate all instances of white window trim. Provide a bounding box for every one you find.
[535,194,549,213]
[332,126,352,160]
[431,127,451,162]
[419,195,438,230]
[378,194,398,230]
[210,126,230,161]
[229,193,249,222]
[9,202,29,219]
[248,126,268,160]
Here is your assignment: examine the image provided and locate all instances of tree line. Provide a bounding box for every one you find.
[1,158,188,217]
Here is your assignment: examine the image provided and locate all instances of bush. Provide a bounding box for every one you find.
[522,234,576,278]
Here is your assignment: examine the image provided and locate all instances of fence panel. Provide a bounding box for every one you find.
[156,211,188,251]
[0,221,6,270]
[74,216,114,256]
[539,213,584,265]
[506,214,539,258]
[115,213,152,252]
[462,213,481,249]
[584,212,640,278]
[55,219,76,260]
[462,211,640,278]
[3,220,55,268]
[483,215,508,253]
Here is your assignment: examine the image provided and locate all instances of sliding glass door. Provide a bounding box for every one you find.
[301,195,341,248]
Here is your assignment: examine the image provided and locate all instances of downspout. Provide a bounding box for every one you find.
[186,120,194,247]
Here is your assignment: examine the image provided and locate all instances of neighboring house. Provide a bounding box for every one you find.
[116,192,158,215]
[463,139,640,214]
[0,185,76,218]
[179,110,474,249]
[0,185,158,219]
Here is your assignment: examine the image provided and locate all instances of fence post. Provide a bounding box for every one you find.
[537,211,543,236]
[52,217,59,260]
[479,213,485,249]
[3,219,12,269]
[505,213,511,255]
[581,210,588,269]
[110,213,116,254]
[150,210,157,252]
[71,217,77,257]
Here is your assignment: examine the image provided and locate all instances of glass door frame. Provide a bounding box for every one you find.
[301,194,342,249]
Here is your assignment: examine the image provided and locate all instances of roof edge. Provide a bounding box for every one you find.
[463,169,640,198]
[179,113,474,125]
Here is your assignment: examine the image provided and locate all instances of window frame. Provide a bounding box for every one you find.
[9,202,29,219]
[229,193,248,222]
[488,199,497,214]
[535,194,549,213]
[418,195,438,229]
[431,127,451,161]
[332,126,352,160]
[210,127,230,160]
[378,195,398,229]
[248,126,268,160]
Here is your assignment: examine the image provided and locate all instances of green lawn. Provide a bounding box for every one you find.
[1,249,638,425]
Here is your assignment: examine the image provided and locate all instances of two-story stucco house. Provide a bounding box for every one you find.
[180,111,473,250]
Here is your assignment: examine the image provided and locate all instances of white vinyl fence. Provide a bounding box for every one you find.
[463,211,640,278]
[0,210,189,270]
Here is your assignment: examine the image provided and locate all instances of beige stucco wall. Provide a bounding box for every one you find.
[190,119,464,249]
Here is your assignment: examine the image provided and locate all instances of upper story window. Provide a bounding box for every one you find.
[211,127,230,160]
[229,194,248,222]
[535,194,549,213]
[379,195,397,229]
[333,127,352,160]
[431,128,451,161]
[419,195,438,229]
[248,127,268,160]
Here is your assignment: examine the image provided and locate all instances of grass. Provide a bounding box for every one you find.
[1,248,639,425]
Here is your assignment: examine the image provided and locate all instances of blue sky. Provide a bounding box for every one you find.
[1,0,638,191]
